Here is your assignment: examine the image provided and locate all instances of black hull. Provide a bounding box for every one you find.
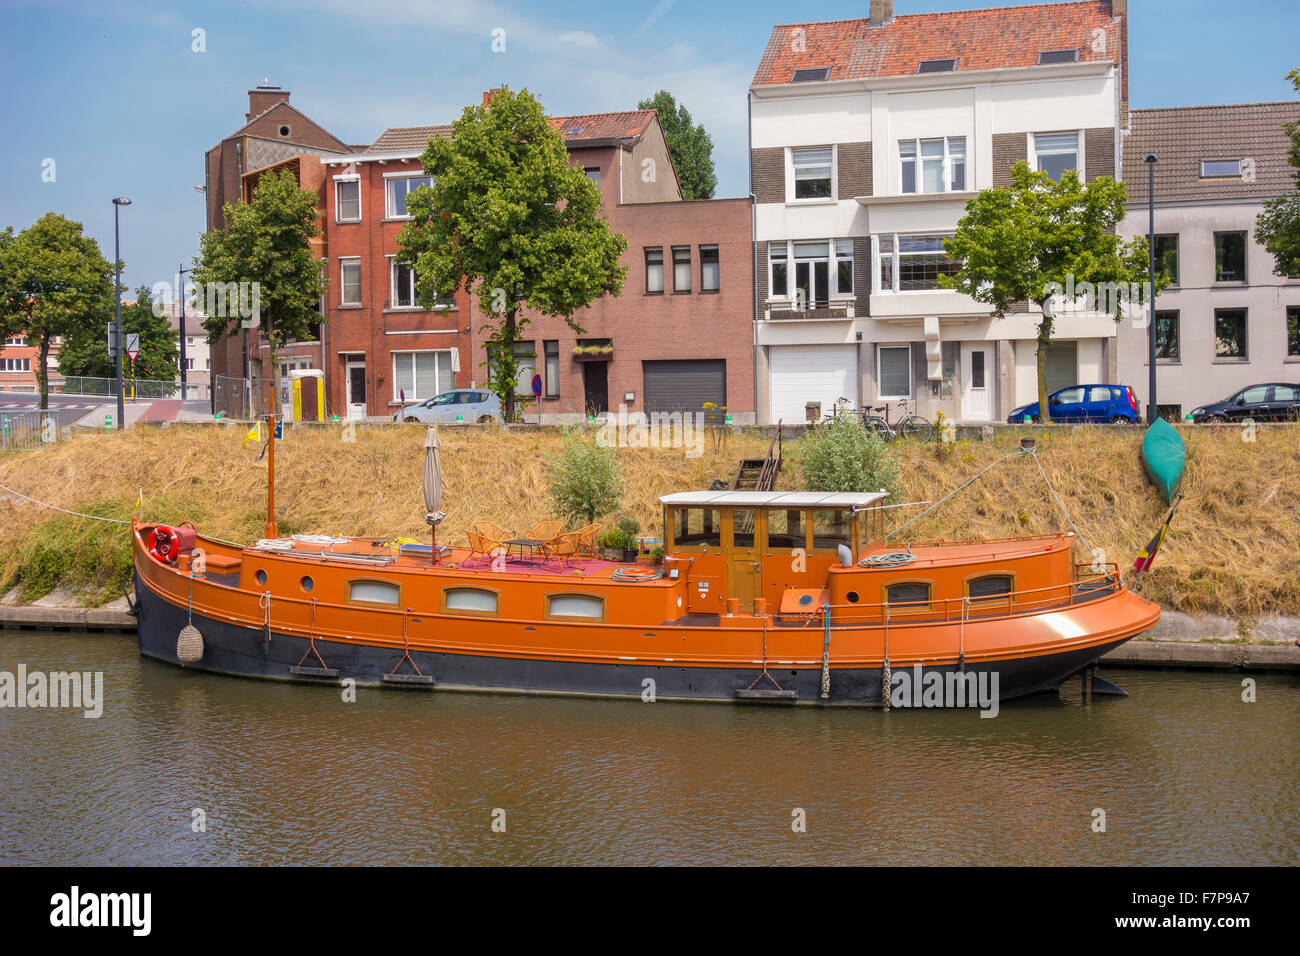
[135,572,1130,707]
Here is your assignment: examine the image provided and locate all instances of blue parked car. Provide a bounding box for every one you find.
[1008,384,1140,424]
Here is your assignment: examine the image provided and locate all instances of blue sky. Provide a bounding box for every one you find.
[1,0,1297,297]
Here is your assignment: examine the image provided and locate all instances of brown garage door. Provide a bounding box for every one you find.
[643,359,727,417]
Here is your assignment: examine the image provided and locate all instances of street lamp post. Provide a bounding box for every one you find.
[1144,153,1158,425]
[112,197,131,431]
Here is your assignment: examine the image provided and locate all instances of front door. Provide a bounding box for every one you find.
[724,510,761,612]
[582,361,608,418]
[960,344,992,421]
[345,362,366,420]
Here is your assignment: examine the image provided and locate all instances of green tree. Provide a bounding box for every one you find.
[800,410,901,500]
[194,168,323,416]
[637,90,717,200]
[547,426,624,527]
[397,86,627,422]
[940,163,1157,422]
[1255,68,1300,278]
[0,213,114,410]
[58,285,180,385]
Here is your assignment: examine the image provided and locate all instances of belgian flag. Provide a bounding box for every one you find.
[1133,494,1183,574]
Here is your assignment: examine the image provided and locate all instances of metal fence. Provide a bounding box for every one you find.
[56,376,210,402]
[0,410,59,451]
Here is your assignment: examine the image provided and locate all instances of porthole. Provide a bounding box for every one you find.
[279,125,290,137]
[300,576,314,593]
[255,569,267,586]
[846,590,860,604]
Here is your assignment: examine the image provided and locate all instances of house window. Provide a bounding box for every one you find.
[792,147,833,200]
[672,246,691,293]
[340,258,361,306]
[2,358,31,372]
[878,345,911,399]
[584,168,601,187]
[385,175,433,219]
[1034,132,1079,181]
[513,341,537,395]
[793,241,829,309]
[700,245,719,292]
[1214,232,1247,282]
[834,239,854,295]
[899,137,965,194]
[544,340,560,397]
[1214,309,1247,359]
[878,236,894,290]
[391,260,417,308]
[1153,235,1179,286]
[645,247,663,293]
[4,336,26,346]
[1200,159,1242,179]
[1288,306,1300,357]
[335,178,361,221]
[1155,311,1180,361]
[889,234,961,290]
[392,350,454,402]
[770,244,788,297]
[1038,49,1079,65]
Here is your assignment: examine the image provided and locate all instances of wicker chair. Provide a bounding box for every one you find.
[546,530,583,568]
[473,520,512,542]
[575,524,602,560]
[526,520,562,543]
[465,530,506,566]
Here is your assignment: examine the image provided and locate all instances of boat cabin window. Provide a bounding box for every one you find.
[444,587,499,615]
[672,508,722,549]
[765,509,805,550]
[967,574,1013,600]
[348,580,401,605]
[547,593,605,620]
[885,581,932,611]
[731,510,756,548]
[811,510,852,554]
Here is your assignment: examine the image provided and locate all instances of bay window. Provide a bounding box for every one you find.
[875,233,960,292]
[899,137,966,194]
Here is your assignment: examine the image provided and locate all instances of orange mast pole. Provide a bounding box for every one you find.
[265,376,277,539]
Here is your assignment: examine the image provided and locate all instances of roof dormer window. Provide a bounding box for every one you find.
[1038,49,1080,65]
[1200,159,1243,179]
[917,58,957,74]
[791,67,830,82]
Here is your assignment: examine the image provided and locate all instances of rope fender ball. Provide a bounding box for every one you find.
[177,624,204,664]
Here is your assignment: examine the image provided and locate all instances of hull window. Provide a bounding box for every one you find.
[348,580,400,605]
[445,588,499,615]
[547,594,605,620]
[968,575,1013,599]
[886,581,932,611]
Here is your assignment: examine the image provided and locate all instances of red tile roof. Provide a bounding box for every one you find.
[368,110,657,153]
[752,1,1122,86]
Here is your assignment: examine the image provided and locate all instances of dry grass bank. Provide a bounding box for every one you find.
[0,421,1296,616]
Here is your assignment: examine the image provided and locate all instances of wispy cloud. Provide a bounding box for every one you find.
[638,0,679,34]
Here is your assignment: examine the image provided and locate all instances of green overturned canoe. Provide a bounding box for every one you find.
[1141,418,1186,503]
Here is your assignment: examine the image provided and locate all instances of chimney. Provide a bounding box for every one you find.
[246,83,289,122]
[868,0,894,26]
[482,88,502,109]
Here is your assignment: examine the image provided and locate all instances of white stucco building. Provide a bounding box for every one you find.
[749,0,1132,424]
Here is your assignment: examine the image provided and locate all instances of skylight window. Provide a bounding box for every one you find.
[1200,159,1243,178]
[791,67,831,82]
[917,58,957,74]
[566,127,585,136]
[1038,49,1080,65]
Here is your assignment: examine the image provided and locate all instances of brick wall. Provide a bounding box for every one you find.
[837,142,873,198]
[1084,127,1116,181]
[992,132,1027,187]
[751,147,785,204]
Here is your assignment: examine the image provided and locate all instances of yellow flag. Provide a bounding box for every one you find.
[242,423,261,448]
[136,487,142,512]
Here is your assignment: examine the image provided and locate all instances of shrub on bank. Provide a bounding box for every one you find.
[799,414,902,500]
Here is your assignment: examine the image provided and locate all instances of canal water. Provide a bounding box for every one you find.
[1,630,1296,866]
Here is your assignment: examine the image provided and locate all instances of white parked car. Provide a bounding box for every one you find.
[394,389,502,424]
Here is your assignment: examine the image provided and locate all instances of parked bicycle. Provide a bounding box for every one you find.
[819,397,934,442]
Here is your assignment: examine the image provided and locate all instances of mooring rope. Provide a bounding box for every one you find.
[1023,447,1095,554]
[819,604,832,700]
[881,607,892,711]
[885,452,1023,540]
[259,590,272,654]
[0,483,131,523]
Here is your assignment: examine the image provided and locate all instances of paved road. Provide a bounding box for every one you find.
[0,391,117,427]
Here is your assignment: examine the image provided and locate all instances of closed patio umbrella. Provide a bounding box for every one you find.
[423,425,444,562]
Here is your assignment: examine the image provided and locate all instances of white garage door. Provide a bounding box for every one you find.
[768,345,858,425]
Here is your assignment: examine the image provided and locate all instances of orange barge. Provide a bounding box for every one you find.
[132,489,1160,707]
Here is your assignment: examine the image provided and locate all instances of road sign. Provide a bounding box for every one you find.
[126,333,140,361]
[531,373,542,397]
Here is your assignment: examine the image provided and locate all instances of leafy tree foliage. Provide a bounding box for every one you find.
[1255,68,1300,278]
[58,285,179,385]
[636,90,717,200]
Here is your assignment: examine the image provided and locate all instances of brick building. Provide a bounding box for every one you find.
[208,88,756,423]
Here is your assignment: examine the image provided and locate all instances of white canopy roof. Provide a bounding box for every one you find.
[658,490,889,508]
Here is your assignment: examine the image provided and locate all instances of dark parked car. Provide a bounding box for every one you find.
[1188,383,1300,423]
[1008,384,1140,424]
